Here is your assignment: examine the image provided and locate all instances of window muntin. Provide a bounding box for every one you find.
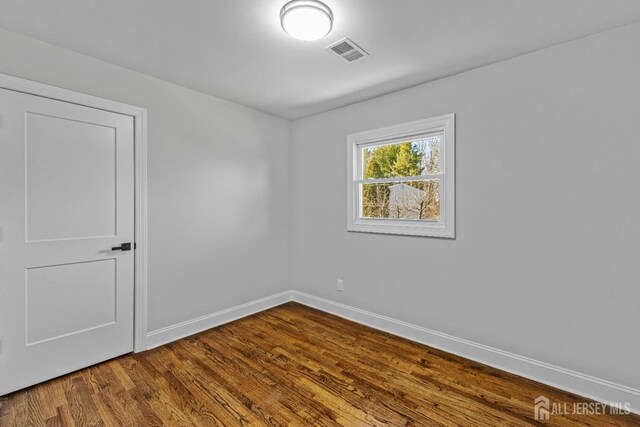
[347,115,455,238]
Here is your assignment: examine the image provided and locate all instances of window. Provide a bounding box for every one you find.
[347,114,455,238]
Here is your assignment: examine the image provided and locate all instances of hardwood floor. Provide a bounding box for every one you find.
[1,302,638,426]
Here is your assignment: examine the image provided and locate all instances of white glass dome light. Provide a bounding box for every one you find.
[280,0,333,41]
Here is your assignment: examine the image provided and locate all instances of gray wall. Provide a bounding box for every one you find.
[0,29,291,332]
[291,23,640,390]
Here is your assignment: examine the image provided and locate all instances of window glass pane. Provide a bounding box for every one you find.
[362,135,441,179]
[361,179,440,220]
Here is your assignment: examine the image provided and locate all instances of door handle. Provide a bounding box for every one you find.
[111,242,132,251]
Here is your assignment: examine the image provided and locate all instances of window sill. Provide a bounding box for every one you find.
[347,219,455,238]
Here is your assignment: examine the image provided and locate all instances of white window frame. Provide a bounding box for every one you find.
[347,114,455,238]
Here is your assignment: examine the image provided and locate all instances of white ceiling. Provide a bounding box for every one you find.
[1,1,640,120]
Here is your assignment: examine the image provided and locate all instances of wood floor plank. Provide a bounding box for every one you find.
[25,387,49,426]
[61,374,104,427]
[54,404,76,427]
[1,302,639,426]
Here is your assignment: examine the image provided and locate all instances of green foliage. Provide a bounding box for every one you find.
[393,142,422,177]
[364,144,397,179]
[363,142,422,179]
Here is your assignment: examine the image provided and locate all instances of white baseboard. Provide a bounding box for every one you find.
[291,291,640,415]
[146,291,292,349]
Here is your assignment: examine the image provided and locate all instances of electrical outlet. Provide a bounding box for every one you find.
[336,279,344,292]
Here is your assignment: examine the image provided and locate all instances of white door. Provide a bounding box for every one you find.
[0,88,135,396]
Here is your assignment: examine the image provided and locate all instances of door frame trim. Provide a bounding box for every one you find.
[0,72,149,352]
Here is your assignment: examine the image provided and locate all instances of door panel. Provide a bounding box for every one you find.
[26,259,117,345]
[26,112,117,242]
[0,88,135,396]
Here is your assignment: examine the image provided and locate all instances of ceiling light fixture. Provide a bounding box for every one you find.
[280,0,333,41]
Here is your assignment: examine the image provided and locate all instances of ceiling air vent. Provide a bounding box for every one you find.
[326,38,369,63]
